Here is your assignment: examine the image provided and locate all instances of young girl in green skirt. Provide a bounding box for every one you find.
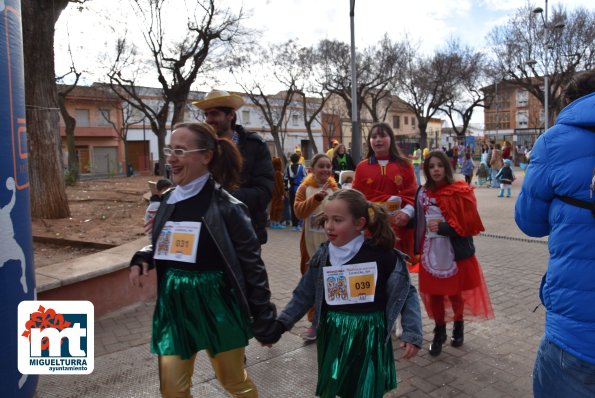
[259,189,423,397]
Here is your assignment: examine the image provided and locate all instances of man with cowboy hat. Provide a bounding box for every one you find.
[193,89,274,244]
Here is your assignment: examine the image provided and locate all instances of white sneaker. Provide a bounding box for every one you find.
[302,326,317,341]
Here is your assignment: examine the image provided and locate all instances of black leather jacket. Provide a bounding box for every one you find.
[230,125,274,244]
[130,180,277,336]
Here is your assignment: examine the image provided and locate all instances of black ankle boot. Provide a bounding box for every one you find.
[451,320,464,347]
[429,325,447,357]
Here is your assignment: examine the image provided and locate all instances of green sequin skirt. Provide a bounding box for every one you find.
[151,268,251,360]
[316,310,396,398]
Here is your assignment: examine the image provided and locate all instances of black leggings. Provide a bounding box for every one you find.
[289,190,299,227]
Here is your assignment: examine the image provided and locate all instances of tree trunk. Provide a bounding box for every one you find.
[123,139,131,177]
[304,122,319,155]
[58,93,79,184]
[22,0,70,218]
[418,121,428,149]
[171,98,186,126]
[270,126,284,161]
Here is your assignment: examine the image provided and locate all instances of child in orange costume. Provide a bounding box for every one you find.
[293,154,339,340]
[269,157,286,229]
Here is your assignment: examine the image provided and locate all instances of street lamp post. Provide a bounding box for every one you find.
[533,0,564,131]
[495,80,499,141]
[349,0,361,163]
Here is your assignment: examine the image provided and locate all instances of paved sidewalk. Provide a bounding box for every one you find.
[36,175,550,397]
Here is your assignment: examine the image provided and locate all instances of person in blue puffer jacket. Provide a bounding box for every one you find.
[515,69,595,398]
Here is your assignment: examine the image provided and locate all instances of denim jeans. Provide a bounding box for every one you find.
[414,164,421,185]
[490,168,500,188]
[533,336,595,397]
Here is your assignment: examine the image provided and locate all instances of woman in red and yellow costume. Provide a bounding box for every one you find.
[353,123,418,260]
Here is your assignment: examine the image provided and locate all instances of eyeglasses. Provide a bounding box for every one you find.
[163,147,208,157]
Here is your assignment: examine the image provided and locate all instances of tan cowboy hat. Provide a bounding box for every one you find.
[192,89,244,110]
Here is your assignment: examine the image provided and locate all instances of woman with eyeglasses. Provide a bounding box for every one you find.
[129,122,276,398]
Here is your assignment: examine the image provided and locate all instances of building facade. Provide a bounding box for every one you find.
[58,85,125,176]
[322,92,444,161]
[482,78,547,151]
[123,88,324,172]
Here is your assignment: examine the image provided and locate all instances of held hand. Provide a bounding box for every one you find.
[399,341,420,359]
[129,262,150,288]
[428,220,440,233]
[255,320,285,345]
[393,211,410,227]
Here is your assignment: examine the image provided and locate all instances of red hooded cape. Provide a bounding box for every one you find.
[428,181,484,237]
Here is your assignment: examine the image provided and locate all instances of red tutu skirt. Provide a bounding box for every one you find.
[419,255,494,323]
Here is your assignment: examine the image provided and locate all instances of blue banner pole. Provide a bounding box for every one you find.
[0,0,38,396]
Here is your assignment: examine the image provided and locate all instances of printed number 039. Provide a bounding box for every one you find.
[349,275,375,297]
[354,281,371,290]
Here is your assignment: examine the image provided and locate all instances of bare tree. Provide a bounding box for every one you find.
[57,69,82,185]
[231,40,302,159]
[56,37,82,185]
[397,40,461,148]
[320,98,347,149]
[487,4,595,125]
[293,45,329,155]
[360,36,405,123]
[106,38,171,177]
[108,0,246,175]
[99,100,143,177]
[22,0,89,218]
[438,40,487,141]
[318,35,403,128]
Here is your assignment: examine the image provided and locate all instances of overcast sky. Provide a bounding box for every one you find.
[54,0,594,126]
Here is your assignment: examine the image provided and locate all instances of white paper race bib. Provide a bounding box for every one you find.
[154,221,201,263]
[323,262,378,305]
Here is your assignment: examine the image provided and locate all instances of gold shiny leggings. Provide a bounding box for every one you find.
[158,347,257,398]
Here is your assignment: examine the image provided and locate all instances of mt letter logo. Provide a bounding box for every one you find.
[18,300,94,374]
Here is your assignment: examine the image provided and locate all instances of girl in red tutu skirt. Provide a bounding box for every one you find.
[412,150,494,356]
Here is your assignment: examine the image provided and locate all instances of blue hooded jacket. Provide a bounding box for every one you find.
[515,92,595,365]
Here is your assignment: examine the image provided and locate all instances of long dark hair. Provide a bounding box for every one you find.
[564,69,595,103]
[423,150,454,190]
[332,143,347,160]
[173,122,242,190]
[326,189,396,250]
[365,122,409,165]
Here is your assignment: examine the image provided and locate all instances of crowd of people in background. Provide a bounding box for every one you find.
[129,70,595,397]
